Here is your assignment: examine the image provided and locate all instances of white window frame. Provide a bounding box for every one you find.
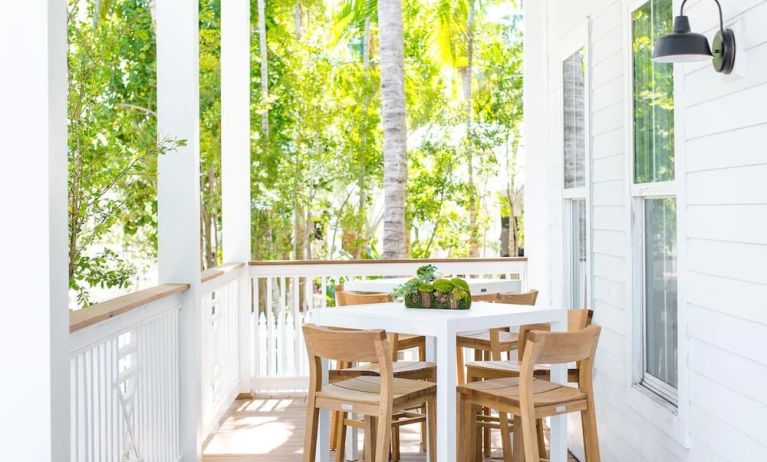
[624,0,689,447]
[560,21,591,311]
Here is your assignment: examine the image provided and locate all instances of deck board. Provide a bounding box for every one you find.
[203,398,578,461]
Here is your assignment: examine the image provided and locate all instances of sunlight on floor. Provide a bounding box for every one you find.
[203,397,577,461]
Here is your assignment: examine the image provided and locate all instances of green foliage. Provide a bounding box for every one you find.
[67,0,183,307]
[200,0,224,269]
[394,265,471,309]
[67,0,525,308]
[632,0,674,184]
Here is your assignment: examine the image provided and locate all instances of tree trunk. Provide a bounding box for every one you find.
[293,4,302,38]
[378,0,408,258]
[356,17,372,258]
[304,207,312,260]
[463,1,479,257]
[257,0,269,136]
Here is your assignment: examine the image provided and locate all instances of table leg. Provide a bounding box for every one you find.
[549,312,568,462]
[425,336,437,362]
[436,327,457,462]
[317,358,330,462]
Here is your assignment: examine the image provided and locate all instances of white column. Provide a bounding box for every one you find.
[0,1,69,460]
[523,0,550,305]
[222,0,252,265]
[156,0,203,460]
[221,0,253,394]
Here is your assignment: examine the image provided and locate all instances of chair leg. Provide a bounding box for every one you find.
[512,416,524,462]
[582,404,601,462]
[364,416,376,462]
[330,411,340,451]
[427,397,437,462]
[473,405,483,462]
[520,406,540,462]
[391,424,400,461]
[459,393,476,462]
[303,399,320,462]
[374,414,391,462]
[499,412,514,462]
[330,360,350,451]
[536,418,546,457]
[420,404,428,452]
[472,350,490,458]
[335,413,348,462]
[457,346,466,385]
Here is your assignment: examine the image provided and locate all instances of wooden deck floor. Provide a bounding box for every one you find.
[203,397,578,461]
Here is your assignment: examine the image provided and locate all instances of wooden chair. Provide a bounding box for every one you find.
[332,285,435,459]
[456,289,540,385]
[465,309,594,460]
[303,324,437,462]
[471,292,500,302]
[336,285,427,361]
[458,325,602,462]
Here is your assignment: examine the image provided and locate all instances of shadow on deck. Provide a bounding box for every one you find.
[203,397,578,461]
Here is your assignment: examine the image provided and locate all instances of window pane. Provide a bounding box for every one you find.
[570,200,588,307]
[563,49,586,189]
[632,0,674,184]
[644,198,677,389]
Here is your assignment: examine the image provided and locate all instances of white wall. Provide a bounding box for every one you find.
[0,1,70,459]
[526,0,767,460]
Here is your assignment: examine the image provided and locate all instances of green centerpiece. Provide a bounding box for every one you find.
[392,265,471,310]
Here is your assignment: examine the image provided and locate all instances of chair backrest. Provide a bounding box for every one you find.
[516,308,594,361]
[517,325,601,405]
[335,285,392,306]
[520,325,601,372]
[472,292,499,302]
[303,324,394,391]
[568,308,593,331]
[497,289,539,305]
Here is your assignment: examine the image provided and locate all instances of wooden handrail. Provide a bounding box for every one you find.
[201,262,246,283]
[69,284,189,333]
[249,257,527,266]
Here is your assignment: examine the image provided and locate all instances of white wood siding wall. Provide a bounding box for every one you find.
[532,0,767,460]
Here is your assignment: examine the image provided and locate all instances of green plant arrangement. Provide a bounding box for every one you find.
[392,265,472,310]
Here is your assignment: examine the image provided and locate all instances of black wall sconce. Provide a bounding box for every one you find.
[653,0,735,74]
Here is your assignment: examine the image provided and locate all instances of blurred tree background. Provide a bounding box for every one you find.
[66,0,524,307]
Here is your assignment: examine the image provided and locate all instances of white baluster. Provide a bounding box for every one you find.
[285,311,296,376]
[258,312,267,379]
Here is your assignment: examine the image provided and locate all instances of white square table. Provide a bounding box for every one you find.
[310,301,569,462]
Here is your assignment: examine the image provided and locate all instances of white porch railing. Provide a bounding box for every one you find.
[68,263,249,461]
[67,258,526,457]
[200,264,243,437]
[248,258,528,393]
[69,284,187,462]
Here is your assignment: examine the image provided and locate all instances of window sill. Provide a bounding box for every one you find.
[627,384,689,448]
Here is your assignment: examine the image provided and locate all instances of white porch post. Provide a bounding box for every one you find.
[523,0,550,306]
[0,1,69,459]
[156,0,203,460]
[221,0,253,394]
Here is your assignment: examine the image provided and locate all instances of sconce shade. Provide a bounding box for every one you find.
[653,15,713,63]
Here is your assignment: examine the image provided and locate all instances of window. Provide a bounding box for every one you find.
[563,49,587,190]
[643,199,677,389]
[569,199,588,307]
[631,0,678,405]
[562,46,588,308]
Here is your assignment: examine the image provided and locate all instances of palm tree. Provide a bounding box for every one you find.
[257,0,268,136]
[378,0,408,258]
